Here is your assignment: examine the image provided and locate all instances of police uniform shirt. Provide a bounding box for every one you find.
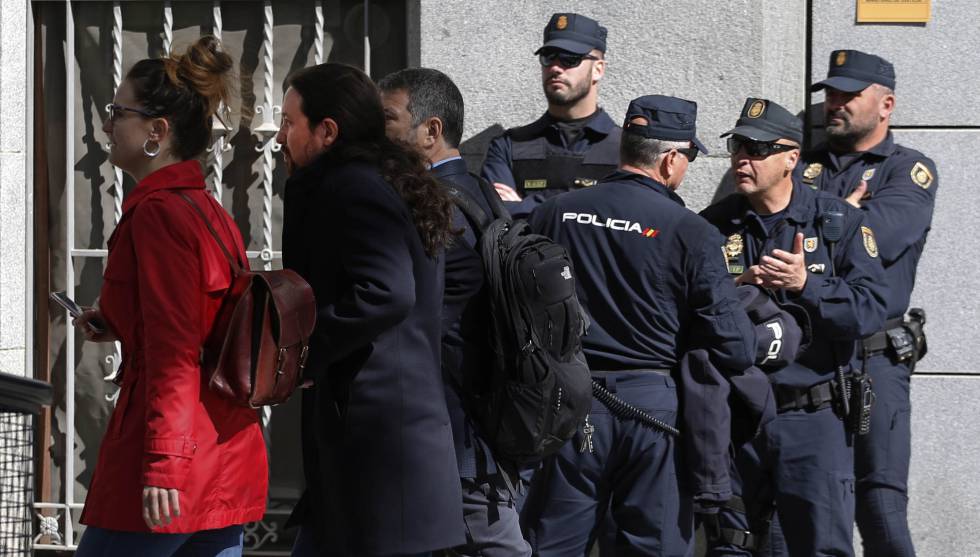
[799,132,938,319]
[700,181,888,389]
[482,109,622,205]
[528,170,756,374]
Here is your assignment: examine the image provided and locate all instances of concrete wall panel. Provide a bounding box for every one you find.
[904,375,980,555]
[892,130,979,374]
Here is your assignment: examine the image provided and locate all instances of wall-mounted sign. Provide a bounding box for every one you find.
[857,0,931,23]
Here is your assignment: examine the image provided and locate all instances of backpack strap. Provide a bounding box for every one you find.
[468,172,512,222]
[447,185,493,235]
[177,192,244,276]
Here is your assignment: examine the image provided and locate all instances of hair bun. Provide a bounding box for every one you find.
[166,35,234,119]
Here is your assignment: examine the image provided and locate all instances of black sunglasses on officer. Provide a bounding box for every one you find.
[726,136,798,158]
[538,48,599,69]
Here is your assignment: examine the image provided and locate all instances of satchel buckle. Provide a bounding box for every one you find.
[276,348,287,376]
[298,345,309,372]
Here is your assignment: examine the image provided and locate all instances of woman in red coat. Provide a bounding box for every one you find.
[72,36,267,556]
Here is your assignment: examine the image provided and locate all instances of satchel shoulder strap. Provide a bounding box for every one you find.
[176,192,244,275]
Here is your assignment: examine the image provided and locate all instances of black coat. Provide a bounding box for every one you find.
[282,154,464,555]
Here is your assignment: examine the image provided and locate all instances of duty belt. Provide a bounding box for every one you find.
[773,380,839,413]
[861,317,906,354]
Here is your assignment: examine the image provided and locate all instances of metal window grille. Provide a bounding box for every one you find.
[29,1,409,553]
[0,413,34,557]
[0,373,53,557]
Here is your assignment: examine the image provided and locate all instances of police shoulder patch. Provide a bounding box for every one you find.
[910,161,933,189]
[861,226,878,258]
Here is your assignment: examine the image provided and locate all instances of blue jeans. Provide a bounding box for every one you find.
[75,525,243,557]
[291,526,431,557]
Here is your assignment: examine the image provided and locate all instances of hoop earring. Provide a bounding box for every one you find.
[143,139,160,158]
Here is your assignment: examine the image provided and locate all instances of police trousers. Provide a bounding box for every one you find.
[708,406,854,557]
[520,371,692,556]
[854,353,915,557]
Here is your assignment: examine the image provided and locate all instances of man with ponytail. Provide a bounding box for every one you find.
[276,63,464,557]
[74,36,268,557]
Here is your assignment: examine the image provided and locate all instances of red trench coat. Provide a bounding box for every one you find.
[80,161,268,533]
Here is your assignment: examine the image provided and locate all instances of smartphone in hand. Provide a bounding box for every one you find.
[50,291,105,334]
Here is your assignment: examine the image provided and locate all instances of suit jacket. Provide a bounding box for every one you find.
[283,154,464,555]
[431,158,498,478]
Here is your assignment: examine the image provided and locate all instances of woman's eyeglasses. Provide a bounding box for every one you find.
[105,103,157,122]
[727,137,798,157]
[538,51,599,69]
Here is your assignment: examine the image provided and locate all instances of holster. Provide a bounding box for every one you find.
[861,308,928,371]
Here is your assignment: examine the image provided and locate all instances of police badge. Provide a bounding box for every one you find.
[803,237,818,253]
[724,234,745,274]
[725,233,743,259]
[802,162,823,185]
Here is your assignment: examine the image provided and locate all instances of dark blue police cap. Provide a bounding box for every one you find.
[721,98,803,145]
[535,13,607,55]
[737,285,811,370]
[623,95,708,154]
[811,49,896,93]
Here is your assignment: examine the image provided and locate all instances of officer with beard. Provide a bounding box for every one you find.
[800,50,937,557]
[481,13,621,216]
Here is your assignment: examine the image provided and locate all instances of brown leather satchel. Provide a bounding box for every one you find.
[179,193,316,408]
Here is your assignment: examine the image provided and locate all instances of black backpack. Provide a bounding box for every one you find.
[447,175,593,464]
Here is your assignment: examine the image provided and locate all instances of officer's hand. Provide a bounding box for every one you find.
[845,180,868,208]
[493,183,523,202]
[735,265,765,286]
[142,485,180,529]
[758,233,808,293]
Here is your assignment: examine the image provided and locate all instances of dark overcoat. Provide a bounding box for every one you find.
[283,154,464,555]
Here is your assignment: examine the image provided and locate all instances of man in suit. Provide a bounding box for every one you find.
[380,67,531,557]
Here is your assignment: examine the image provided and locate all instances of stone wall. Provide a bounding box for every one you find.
[0,0,28,378]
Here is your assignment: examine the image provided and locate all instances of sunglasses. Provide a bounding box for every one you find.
[538,51,599,69]
[727,137,798,157]
[674,147,699,162]
[105,103,157,122]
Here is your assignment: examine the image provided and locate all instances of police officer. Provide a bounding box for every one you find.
[378,67,531,557]
[523,95,757,556]
[700,98,888,556]
[803,50,936,557]
[482,12,621,216]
